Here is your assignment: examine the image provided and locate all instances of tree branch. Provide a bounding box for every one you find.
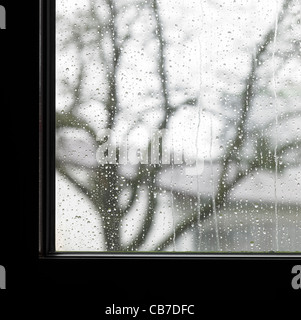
[124,174,158,251]
[216,0,294,206]
[152,0,173,130]
[56,111,97,141]
[154,203,211,251]
[56,159,93,199]
[152,0,295,251]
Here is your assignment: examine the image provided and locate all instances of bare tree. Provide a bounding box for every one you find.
[56,0,301,251]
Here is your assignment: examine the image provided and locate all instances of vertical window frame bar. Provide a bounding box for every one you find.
[40,0,56,256]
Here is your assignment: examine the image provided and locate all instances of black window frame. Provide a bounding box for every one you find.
[38,0,301,298]
[40,0,56,256]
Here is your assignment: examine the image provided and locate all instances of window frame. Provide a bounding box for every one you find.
[40,0,301,260]
[37,0,301,300]
[40,0,56,256]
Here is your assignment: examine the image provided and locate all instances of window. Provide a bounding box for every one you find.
[53,0,301,253]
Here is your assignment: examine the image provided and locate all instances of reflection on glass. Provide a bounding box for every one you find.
[56,0,301,252]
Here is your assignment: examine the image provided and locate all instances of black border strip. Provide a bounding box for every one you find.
[40,0,56,255]
[41,252,301,260]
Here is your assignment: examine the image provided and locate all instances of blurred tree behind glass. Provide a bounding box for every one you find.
[56,0,301,252]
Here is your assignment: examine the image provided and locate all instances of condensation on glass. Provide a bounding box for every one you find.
[55,0,301,252]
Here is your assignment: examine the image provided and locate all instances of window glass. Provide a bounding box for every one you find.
[56,0,301,252]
